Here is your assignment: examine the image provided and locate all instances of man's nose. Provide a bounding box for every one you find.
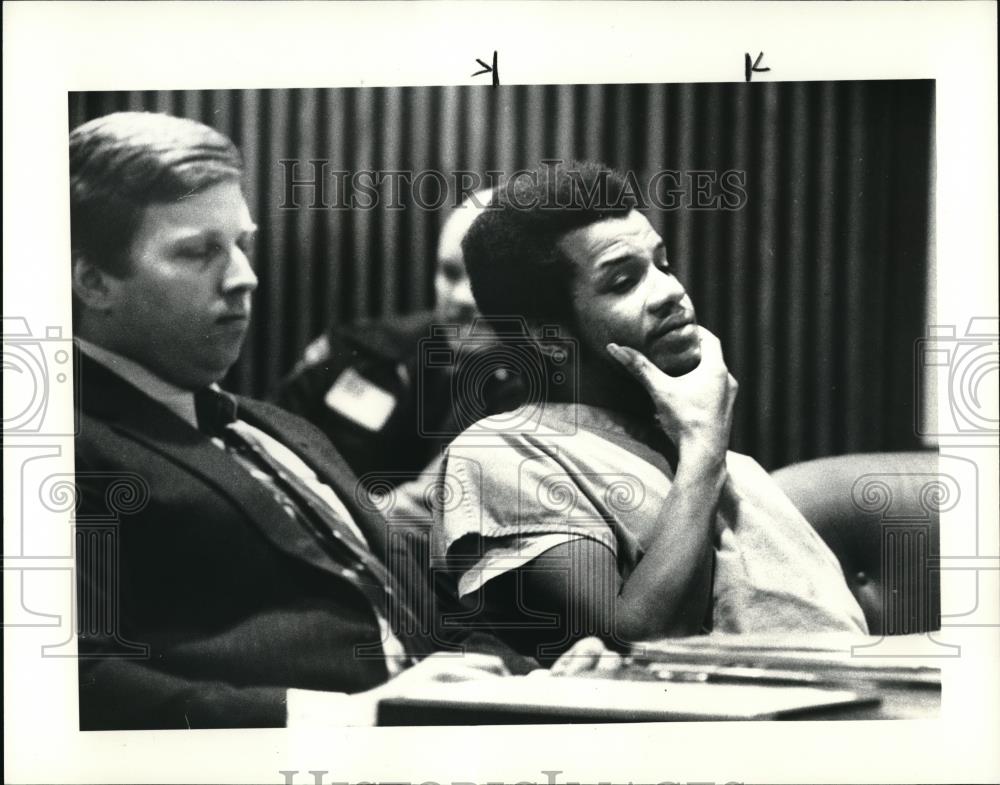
[222,246,258,294]
[647,268,687,314]
[452,278,476,309]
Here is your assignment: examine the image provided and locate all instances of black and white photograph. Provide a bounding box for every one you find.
[4,3,998,784]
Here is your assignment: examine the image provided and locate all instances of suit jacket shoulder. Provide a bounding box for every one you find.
[73,353,393,728]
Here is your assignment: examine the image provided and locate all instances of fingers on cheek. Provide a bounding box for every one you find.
[702,333,723,355]
[620,347,646,372]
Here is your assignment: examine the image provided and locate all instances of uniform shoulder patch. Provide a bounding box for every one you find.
[323,367,397,431]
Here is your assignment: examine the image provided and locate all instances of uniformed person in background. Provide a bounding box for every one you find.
[276,188,527,487]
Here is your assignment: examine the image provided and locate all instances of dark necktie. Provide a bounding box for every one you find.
[194,388,428,659]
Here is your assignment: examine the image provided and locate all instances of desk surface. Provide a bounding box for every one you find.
[377,676,938,725]
[378,633,942,725]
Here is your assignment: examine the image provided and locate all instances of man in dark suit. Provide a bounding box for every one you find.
[69,112,608,730]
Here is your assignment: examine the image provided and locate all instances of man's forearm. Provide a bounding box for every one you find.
[614,445,727,639]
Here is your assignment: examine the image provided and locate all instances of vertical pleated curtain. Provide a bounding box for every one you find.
[68,80,932,469]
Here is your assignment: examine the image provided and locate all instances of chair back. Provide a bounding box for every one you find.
[772,452,941,635]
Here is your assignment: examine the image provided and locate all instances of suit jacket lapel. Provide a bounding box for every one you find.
[237,397,440,649]
[236,398,396,563]
[77,354,347,580]
[237,398,436,617]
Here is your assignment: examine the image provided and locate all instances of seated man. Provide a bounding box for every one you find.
[69,113,606,729]
[277,188,526,486]
[435,161,868,663]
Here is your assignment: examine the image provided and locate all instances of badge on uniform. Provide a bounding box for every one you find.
[324,367,397,431]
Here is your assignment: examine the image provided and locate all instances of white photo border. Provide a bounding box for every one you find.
[4,2,998,784]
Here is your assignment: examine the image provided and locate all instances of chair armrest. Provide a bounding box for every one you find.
[771,452,941,635]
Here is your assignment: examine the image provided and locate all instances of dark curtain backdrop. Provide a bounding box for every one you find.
[69,80,933,469]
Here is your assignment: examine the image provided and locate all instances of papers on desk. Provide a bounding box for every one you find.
[632,633,942,687]
[376,675,879,725]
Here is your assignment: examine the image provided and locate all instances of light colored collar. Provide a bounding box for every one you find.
[538,401,661,443]
[76,338,200,429]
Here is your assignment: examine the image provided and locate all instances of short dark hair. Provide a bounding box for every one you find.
[70,112,243,277]
[461,160,634,326]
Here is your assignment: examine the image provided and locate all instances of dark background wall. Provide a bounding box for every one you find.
[69,80,933,469]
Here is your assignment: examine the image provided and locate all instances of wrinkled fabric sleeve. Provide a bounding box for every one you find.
[437,435,620,597]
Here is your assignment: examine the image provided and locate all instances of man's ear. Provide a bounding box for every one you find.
[71,253,117,312]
